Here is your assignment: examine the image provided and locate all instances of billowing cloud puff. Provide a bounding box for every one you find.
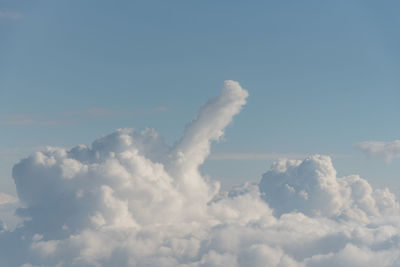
[355,140,400,162]
[0,81,399,266]
[260,155,399,221]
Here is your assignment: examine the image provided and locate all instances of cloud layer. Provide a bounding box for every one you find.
[0,81,399,266]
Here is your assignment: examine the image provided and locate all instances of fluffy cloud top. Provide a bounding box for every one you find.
[356,140,400,162]
[260,155,399,221]
[0,81,399,266]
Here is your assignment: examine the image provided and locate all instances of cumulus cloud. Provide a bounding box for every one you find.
[259,155,399,221]
[355,140,400,162]
[0,81,399,266]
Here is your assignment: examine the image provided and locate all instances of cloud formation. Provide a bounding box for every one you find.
[260,155,399,220]
[0,81,399,266]
[356,140,400,162]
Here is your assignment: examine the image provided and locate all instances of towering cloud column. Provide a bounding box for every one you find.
[168,80,248,202]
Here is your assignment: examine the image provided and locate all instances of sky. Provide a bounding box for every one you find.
[1,0,400,194]
[0,2,400,265]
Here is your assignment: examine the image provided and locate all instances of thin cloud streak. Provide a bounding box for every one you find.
[209,152,353,161]
[0,106,170,126]
[0,10,23,20]
[209,152,307,160]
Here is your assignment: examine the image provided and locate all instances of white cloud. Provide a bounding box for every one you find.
[0,193,21,231]
[0,81,399,266]
[355,140,400,162]
[259,155,399,220]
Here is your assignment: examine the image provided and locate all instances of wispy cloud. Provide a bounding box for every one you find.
[0,114,65,126]
[209,152,307,160]
[209,152,352,161]
[0,106,170,126]
[65,106,169,118]
[154,106,169,112]
[355,140,400,162]
[0,10,23,20]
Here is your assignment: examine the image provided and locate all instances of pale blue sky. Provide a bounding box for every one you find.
[1,0,400,194]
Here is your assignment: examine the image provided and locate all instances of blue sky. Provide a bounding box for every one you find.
[1,0,400,194]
